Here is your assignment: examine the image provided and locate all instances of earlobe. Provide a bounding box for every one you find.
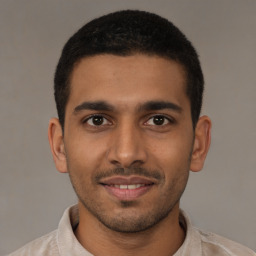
[48,118,68,173]
[190,115,211,172]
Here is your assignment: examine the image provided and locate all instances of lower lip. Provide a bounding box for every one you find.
[103,185,153,201]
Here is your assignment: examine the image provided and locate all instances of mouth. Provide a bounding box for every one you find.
[99,176,155,201]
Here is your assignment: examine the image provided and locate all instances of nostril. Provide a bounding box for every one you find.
[110,159,145,169]
[110,159,121,166]
[130,160,145,167]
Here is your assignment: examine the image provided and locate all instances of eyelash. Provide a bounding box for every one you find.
[82,114,175,130]
[82,114,111,126]
[144,115,175,126]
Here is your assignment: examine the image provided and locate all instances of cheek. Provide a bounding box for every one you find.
[148,133,193,164]
[65,135,106,174]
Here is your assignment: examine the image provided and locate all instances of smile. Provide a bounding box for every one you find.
[110,184,146,189]
[99,176,156,201]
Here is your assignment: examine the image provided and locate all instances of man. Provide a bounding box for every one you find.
[9,10,255,256]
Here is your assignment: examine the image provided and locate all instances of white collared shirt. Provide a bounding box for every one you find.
[8,205,255,256]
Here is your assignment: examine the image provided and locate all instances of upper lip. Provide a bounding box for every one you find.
[99,176,156,186]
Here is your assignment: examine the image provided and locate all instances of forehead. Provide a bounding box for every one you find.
[68,54,188,111]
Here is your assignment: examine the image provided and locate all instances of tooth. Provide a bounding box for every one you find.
[127,184,136,189]
[112,184,146,189]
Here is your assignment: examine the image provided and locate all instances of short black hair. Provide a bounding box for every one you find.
[54,10,204,130]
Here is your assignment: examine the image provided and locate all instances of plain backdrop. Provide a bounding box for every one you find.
[0,0,255,254]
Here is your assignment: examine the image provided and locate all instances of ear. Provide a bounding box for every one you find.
[190,115,211,172]
[48,118,68,173]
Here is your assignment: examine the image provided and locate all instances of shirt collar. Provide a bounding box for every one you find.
[57,205,93,256]
[57,205,202,256]
[174,210,202,255]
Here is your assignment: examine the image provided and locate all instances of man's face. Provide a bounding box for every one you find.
[62,54,195,232]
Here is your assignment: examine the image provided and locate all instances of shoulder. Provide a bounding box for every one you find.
[196,228,256,256]
[7,230,59,256]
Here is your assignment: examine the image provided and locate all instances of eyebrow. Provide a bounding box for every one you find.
[138,101,182,112]
[73,100,182,114]
[73,101,114,114]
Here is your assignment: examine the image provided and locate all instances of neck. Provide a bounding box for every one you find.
[75,202,185,256]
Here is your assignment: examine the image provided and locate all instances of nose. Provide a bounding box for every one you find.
[107,121,147,168]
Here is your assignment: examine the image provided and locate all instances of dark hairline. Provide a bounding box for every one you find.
[54,10,204,132]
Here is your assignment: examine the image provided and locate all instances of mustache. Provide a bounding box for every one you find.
[94,167,164,183]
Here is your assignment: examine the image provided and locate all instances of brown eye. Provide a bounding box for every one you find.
[146,115,171,126]
[85,115,110,126]
[91,116,104,125]
[152,116,165,125]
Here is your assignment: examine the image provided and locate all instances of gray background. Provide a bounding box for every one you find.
[0,0,255,254]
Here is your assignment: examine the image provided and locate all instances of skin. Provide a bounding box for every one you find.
[48,54,211,256]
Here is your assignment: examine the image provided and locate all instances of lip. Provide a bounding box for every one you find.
[100,175,155,201]
[100,176,156,185]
